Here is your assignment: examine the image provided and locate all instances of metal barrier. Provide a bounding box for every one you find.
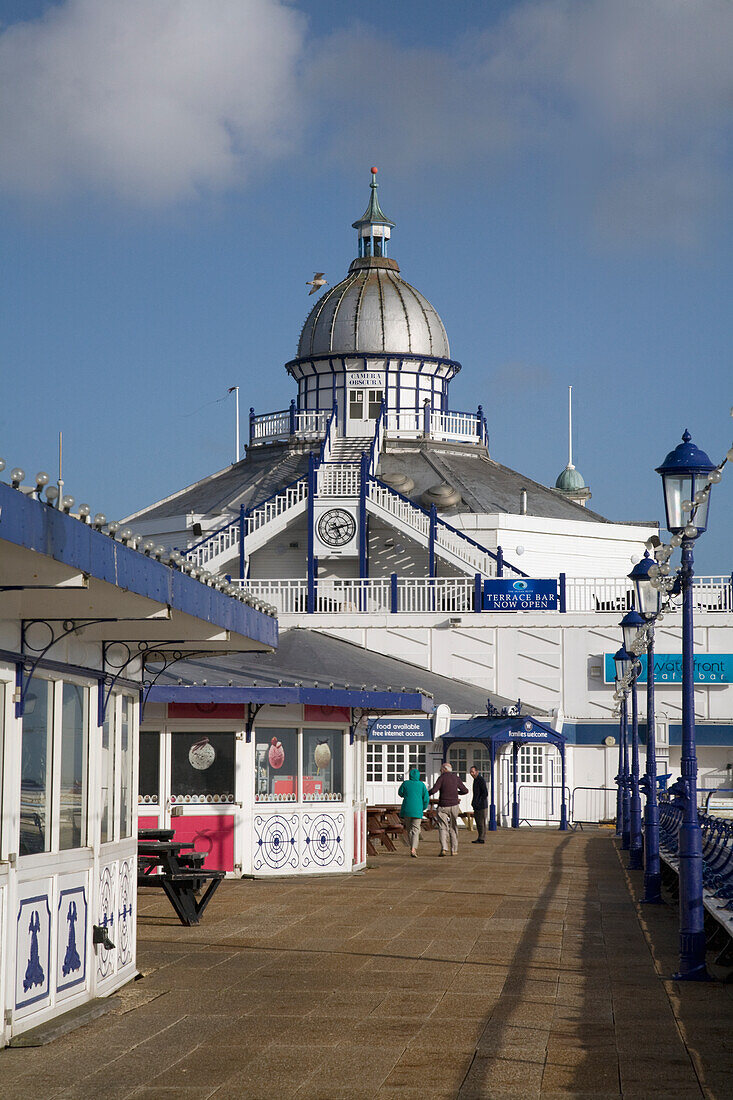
[512,785,570,826]
[570,786,617,828]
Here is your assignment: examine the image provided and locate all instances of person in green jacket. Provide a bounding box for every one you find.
[398,767,430,858]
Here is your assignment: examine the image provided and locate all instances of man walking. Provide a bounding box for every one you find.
[429,762,468,856]
[469,765,489,843]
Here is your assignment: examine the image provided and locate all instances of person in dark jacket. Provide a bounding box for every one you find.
[398,767,430,857]
[469,765,489,843]
[429,762,468,855]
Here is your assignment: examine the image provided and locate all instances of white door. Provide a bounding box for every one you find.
[447,745,490,814]
[347,388,383,437]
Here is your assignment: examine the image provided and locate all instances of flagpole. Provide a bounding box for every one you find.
[230,386,240,463]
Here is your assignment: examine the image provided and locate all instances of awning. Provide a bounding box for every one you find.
[444,714,566,750]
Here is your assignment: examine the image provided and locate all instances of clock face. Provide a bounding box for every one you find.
[317,508,357,547]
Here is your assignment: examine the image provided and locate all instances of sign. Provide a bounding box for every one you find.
[483,578,558,611]
[368,717,433,742]
[347,371,383,387]
[604,653,733,685]
[506,720,549,741]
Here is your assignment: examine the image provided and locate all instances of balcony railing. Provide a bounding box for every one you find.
[249,405,329,445]
[248,403,489,448]
[236,574,733,616]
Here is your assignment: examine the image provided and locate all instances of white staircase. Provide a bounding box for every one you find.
[186,477,308,573]
[366,479,500,578]
[329,436,372,461]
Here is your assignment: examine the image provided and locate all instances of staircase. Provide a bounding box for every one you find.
[329,436,372,462]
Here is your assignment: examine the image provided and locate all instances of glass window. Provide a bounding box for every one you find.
[100,707,115,844]
[349,389,364,419]
[366,743,382,782]
[255,728,298,803]
[60,682,87,850]
[19,680,53,855]
[518,745,543,784]
[138,731,161,807]
[448,746,468,781]
[119,696,134,837]
[385,744,402,783]
[303,728,343,802]
[472,747,490,773]
[407,744,427,777]
[172,732,236,804]
[367,390,383,419]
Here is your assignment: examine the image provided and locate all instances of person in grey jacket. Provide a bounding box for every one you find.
[429,762,468,856]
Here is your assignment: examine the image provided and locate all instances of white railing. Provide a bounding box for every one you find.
[318,463,360,498]
[250,409,328,445]
[434,526,495,576]
[251,409,291,443]
[186,478,308,567]
[236,575,733,616]
[296,411,329,436]
[368,481,430,538]
[430,410,481,441]
[564,575,733,614]
[247,478,309,536]
[383,409,482,443]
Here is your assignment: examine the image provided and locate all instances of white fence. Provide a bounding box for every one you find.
[237,575,732,616]
[250,409,329,444]
[318,463,360,498]
[384,409,482,443]
[565,575,733,614]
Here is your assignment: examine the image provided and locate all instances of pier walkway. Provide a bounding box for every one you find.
[2,830,732,1098]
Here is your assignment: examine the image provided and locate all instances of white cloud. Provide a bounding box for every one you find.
[306,0,733,245]
[0,0,306,201]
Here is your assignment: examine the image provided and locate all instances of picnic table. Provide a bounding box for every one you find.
[137,828,224,926]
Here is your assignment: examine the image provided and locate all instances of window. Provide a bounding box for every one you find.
[367,390,383,419]
[100,708,115,844]
[59,682,87,850]
[303,728,343,802]
[385,744,402,782]
[366,743,383,782]
[518,745,544,785]
[138,731,160,808]
[119,696,134,837]
[407,745,427,778]
[172,732,236,804]
[256,728,298,802]
[472,747,490,773]
[448,747,468,781]
[374,236,383,257]
[19,680,53,855]
[349,389,364,420]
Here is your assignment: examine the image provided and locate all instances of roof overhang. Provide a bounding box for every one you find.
[442,715,566,749]
[0,482,277,656]
[147,683,432,711]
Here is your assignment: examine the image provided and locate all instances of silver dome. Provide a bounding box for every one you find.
[297,258,450,360]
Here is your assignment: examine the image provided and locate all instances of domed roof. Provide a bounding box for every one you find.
[297,258,450,360]
[555,464,587,491]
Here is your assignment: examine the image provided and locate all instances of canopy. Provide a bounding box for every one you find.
[440,714,568,832]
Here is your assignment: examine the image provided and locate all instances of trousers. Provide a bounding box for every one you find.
[405,818,422,850]
[437,804,461,853]
[474,807,488,839]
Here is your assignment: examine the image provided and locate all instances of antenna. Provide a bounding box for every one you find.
[568,386,573,468]
[229,386,240,463]
[57,431,64,509]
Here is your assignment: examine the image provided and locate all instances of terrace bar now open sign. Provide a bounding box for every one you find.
[483,579,558,611]
[603,653,733,684]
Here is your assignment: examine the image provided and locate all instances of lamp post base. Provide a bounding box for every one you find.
[641,870,663,905]
[673,931,712,982]
[628,848,643,870]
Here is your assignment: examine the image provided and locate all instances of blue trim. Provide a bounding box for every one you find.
[359,453,369,580]
[307,453,316,614]
[148,684,432,711]
[57,886,88,993]
[390,572,398,613]
[0,484,277,650]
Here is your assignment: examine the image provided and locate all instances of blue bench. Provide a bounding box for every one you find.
[658,794,733,968]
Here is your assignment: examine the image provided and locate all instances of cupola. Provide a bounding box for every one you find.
[352,167,395,258]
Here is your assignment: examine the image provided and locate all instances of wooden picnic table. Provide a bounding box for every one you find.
[137,833,224,926]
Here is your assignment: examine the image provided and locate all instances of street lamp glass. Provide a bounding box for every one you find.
[629,552,662,618]
[614,645,633,681]
[655,430,715,536]
[620,610,645,653]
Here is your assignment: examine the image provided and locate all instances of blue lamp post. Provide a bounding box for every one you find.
[614,676,625,838]
[620,610,646,870]
[630,550,663,904]
[656,429,716,981]
[614,645,633,849]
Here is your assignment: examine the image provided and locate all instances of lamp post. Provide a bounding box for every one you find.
[614,645,633,850]
[656,429,716,981]
[621,610,646,870]
[614,676,625,838]
[630,551,663,904]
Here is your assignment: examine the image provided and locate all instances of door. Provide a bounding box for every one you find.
[347,388,383,436]
[447,745,490,813]
[500,745,563,825]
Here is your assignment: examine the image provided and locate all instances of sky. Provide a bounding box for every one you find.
[0,0,731,573]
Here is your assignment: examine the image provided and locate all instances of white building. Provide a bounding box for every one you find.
[0,471,276,1047]
[127,169,733,833]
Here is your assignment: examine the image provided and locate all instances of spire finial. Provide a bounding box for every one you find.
[568,385,573,469]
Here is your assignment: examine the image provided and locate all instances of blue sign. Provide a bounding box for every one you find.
[483,578,558,611]
[604,653,733,684]
[368,717,433,742]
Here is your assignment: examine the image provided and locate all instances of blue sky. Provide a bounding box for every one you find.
[0,0,731,573]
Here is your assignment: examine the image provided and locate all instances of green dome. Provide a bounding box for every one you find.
[555,464,587,491]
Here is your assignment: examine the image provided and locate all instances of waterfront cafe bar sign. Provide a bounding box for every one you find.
[604,653,733,684]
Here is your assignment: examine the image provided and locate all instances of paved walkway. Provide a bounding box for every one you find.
[2,830,733,1098]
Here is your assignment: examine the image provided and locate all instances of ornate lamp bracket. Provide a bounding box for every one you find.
[16,618,115,718]
[246,702,265,743]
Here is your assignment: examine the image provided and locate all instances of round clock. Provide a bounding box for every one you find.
[317,508,356,547]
